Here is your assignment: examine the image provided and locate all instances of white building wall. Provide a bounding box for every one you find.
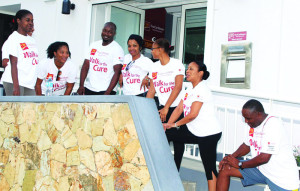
[19,0,91,69]
[206,0,300,102]
[205,0,300,152]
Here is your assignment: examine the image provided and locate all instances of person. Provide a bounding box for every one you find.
[35,42,77,96]
[1,26,34,94]
[163,61,222,191]
[119,34,153,97]
[77,22,124,95]
[1,9,38,96]
[217,99,299,191]
[146,38,185,170]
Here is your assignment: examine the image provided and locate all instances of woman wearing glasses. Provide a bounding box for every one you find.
[146,38,185,170]
[35,41,77,96]
[119,34,153,96]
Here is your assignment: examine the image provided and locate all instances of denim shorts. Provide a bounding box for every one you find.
[239,167,298,191]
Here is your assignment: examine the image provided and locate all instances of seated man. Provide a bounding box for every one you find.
[217,99,299,191]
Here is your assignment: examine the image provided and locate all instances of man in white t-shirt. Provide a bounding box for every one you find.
[77,22,124,95]
[217,99,299,191]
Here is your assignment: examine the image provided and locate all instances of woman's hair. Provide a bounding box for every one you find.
[47,41,71,59]
[14,9,32,30]
[127,34,144,50]
[194,61,210,80]
[154,38,174,54]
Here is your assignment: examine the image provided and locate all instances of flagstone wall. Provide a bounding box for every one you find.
[0,102,153,191]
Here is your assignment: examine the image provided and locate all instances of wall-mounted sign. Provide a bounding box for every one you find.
[144,8,166,49]
[228,31,247,41]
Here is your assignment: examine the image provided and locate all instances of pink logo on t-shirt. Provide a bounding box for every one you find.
[46,73,53,80]
[249,128,254,137]
[184,93,188,100]
[90,49,97,55]
[152,72,158,80]
[20,43,29,50]
[122,64,127,70]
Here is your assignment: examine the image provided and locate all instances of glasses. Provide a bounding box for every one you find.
[151,47,161,51]
[125,61,135,71]
[56,70,62,81]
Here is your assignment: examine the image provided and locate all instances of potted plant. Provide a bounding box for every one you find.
[293,145,300,167]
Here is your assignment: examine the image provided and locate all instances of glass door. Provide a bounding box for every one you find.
[90,3,145,54]
[179,3,207,66]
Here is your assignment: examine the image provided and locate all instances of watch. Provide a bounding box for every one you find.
[238,162,244,170]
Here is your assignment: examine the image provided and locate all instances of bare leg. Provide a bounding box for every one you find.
[208,171,217,191]
[216,165,243,191]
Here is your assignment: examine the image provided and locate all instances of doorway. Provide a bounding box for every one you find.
[90,1,207,66]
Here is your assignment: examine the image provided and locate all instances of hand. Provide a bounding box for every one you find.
[140,77,149,91]
[219,156,228,171]
[159,107,169,122]
[77,86,85,95]
[13,86,20,96]
[225,155,240,169]
[163,123,172,131]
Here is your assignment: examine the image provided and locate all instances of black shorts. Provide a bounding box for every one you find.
[84,87,116,95]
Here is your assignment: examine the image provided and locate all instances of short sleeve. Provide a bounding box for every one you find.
[244,128,252,146]
[112,45,124,66]
[2,40,9,59]
[37,59,49,80]
[175,61,185,77]
[66,60,78,83]
[142,57,153,73]
[85,43,94,60]
[6,35,19,58]
[260,118,281,154]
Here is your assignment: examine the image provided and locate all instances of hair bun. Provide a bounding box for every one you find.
[169,45,174,51]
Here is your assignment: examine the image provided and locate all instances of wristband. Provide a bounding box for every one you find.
[174,122,180,130]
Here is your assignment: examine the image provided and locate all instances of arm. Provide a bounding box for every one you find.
[64,82,75,95]
[164,101,202,130]
[104,64,122,95]
[146,79,155,98]
[77,59,89,95]
[223,151,271,170]
[119,74,123,88]
[232,143,251,158]
[159,75,184,122]
[35,78,43,95]
[219,143,251,170]
[140,75,150,91]
[2,59,9,68]
[10,55,20,96]
[168,100,184,123]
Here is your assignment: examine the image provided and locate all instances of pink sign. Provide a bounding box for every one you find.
[228,31,247,41]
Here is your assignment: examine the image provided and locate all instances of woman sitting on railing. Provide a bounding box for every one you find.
[163,61,222,191]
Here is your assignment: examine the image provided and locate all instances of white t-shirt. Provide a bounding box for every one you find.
[0,40,10,85]
[149,58,185,107]
[182,81,222,137]
[121,54,153,95]
[2,31,39,89]
[37,58,77,96]
[84,40,124,92]
[244,116,299,190]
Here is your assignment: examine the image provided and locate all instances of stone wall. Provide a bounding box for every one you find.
[0,102,153,191]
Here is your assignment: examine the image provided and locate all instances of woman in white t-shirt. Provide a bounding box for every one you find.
[119,34,153,96]
[146,38,185,170]
[163,61,222,191]
[2,9,38,96]
[35,41,77,96]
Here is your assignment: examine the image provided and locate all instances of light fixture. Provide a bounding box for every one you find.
[62,0,75,15]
